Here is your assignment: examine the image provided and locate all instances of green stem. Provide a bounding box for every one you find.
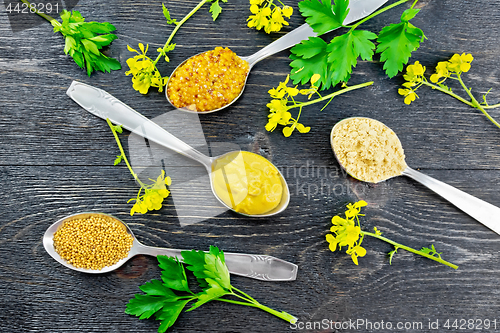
[288,81,374,110]
[361,231,458,269]
[216,297,298,324]
[106,118,146,187]
[19,0,59,25]
[420,80,474,107]
[154,0,209,64]
[232,287,258,303]
[349,0,412,31]
[457,74,500,130]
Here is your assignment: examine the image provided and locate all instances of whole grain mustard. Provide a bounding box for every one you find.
[331,117,407,183]
[53,214,134,270]
[212,151,283,215]
[167,47,249,112]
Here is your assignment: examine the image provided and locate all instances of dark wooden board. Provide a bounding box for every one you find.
[1,0,500,332]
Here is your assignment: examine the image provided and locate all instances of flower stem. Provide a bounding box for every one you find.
[420,81,474,107]
[361,231,458,269]
[288,81,374,110]
[216,297,298,324]
[457,75,500,129]
[154,0,209,64]
[19,0,59,25]
[106,118,146,187]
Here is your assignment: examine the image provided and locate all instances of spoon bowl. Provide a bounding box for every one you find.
[330,116,500,236]
[67,81,290,217]
[165,0,391,113]
[44,212,299,280]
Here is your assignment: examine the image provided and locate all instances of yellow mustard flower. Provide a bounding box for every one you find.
[398,88,418,105]
[247,0,292,34]
[346,244,367,265]
[130,170,171,216]
[448,53,473,73]
[430,61,449,83]
[126,43,167,94]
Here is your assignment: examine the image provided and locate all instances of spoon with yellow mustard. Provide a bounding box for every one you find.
[330,116,500,236]
[67,81,289,217]
[165,0,390,113]
[44,212,298,280]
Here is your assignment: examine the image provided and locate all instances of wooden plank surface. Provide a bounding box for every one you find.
[1,0,500,332]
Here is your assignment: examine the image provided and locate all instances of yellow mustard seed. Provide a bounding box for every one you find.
[167,47,250,112]
[53,215,134,271]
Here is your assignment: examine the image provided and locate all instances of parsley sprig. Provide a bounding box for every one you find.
[290,0,425,90]
[126,246,297,332]
[399,53,500,129]
[20,0,121,76]
[326,201,458,269]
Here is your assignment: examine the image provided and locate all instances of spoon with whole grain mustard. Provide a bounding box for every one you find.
[165,0,390,113]
[66,81,289,218]
[330,116,500,236]
[44,212,298,281]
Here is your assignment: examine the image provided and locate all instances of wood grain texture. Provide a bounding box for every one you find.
[1,0,500,332]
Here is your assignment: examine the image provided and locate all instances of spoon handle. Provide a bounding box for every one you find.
[136,243,298,281]
[244,23,316,66]
[66,81,212,167]
[243,0,389,66]
[403,167,500,235]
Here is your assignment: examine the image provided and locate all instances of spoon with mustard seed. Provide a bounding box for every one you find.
[44,212,299,281]
[165,0,390,113]
[67,81,289,218]
[330,116,500,236]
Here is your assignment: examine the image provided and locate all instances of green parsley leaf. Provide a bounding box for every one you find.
[139,279,177,298]
[156,300,191,333]
[183,245,231,290]
[290,37,332,89]
[125,294,167,319]
[298,0,346,35]
[162,3,178,25]
[158,256,191,293]
[326,30,377,86]
[376,10,426,78]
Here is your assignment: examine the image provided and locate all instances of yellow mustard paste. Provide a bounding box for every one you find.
[167,47,249,112]
[212,151,283,215]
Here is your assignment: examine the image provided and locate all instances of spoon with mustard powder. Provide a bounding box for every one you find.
[165,0,390,113]
[44,212,298,281]
[331,117,500,236]
[67,81,289,218]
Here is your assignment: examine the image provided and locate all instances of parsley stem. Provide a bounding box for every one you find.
[348,0,412,31]
[106,118,146,188]
[154,0,210,64]
[19,0,59,25]
[361,231,458,269]
[287,81,374,110]
[216,298,298,324]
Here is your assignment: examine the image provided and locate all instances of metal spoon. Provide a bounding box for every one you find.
[44,212,298,281]
[165,0,389,113]
[330,116,500,236]
[66,81,289,217]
